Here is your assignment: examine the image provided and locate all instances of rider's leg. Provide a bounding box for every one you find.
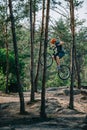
[55,56,61,69]
[54,52,65,70]
[55,56,60,66]
[54,54,60,69]
[56,52,65,65]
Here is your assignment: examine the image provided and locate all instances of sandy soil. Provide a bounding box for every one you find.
[0,87,87,130]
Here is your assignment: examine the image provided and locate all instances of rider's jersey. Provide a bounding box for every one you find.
[55,41,62,52]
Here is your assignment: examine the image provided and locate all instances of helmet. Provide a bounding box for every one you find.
[50,38,56,44]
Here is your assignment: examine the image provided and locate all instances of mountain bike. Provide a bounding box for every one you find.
[40,46,70,80]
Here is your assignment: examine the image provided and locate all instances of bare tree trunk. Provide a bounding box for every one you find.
[5,25,9,94]
[74,47,81,89]
[69,0,75,109]
[32,0,36,41]
[40,0,50,118]
[1,1,9,93]
[8,0,25,114]
[2,21,9,94]
[5,0,9,94]
[34,0,45,92]
[29,0,35,102]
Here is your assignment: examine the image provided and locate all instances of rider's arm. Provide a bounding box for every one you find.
[58,41,64,46]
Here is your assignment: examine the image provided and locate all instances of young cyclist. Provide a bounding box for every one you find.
[50,38,65,70]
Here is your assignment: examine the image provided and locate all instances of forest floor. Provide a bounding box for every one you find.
[0,86,87,130]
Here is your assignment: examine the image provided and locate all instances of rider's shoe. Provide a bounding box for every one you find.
[57,65,61,70]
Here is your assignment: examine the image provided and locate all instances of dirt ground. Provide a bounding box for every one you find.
[0,86,87,130]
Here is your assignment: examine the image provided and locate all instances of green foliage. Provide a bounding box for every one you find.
[0,69,6,91]
[49,16,87,86]
[74,0,84,9]
[46,72,70,88]
[0,48,25,91]
[50,18,71,42]
[0,48,24,74]
[0,0,87,91]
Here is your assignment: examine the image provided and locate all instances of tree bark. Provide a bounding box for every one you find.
[5,25,9,94]
[5,0,9,94]
[34,0,45,92]
[2,20,9,93]
[8,0,25,114]
[74,47,81,89]
[29,0,35,102]
[69,0,75,109]
[32,0,36,41]
[40,0,50,118]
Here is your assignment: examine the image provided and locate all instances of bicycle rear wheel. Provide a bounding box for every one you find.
[58,65,70,80]
[40,53,53,68]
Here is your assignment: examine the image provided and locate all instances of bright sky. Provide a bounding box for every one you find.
[36,0,87,27]
[77,0,87,26]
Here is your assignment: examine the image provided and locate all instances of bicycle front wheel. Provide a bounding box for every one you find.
[58,65,70,80]
[40,53,53,68]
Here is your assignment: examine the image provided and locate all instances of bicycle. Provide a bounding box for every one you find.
[40,46,70,80]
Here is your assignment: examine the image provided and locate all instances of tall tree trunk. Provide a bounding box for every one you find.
[1,1,9,93]
[34,0,45,92]
[5,25,9,94]
[8,0,25,114]
[5,0,9,94]
[32,0,36,41]
[74,47,81,89]
[29,0,35,102]
[2,21,9,94]
[69,0,75,109]
[40,0,50,118]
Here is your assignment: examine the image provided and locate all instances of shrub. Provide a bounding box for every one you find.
[0,48,25,91]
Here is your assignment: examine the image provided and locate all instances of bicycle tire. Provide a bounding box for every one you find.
[58,65,70,80]
[40,52,53,68]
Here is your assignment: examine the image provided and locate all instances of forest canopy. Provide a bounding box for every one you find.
[0,0,87,92]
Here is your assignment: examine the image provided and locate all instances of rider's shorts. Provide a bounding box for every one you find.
[54,51,65,59]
